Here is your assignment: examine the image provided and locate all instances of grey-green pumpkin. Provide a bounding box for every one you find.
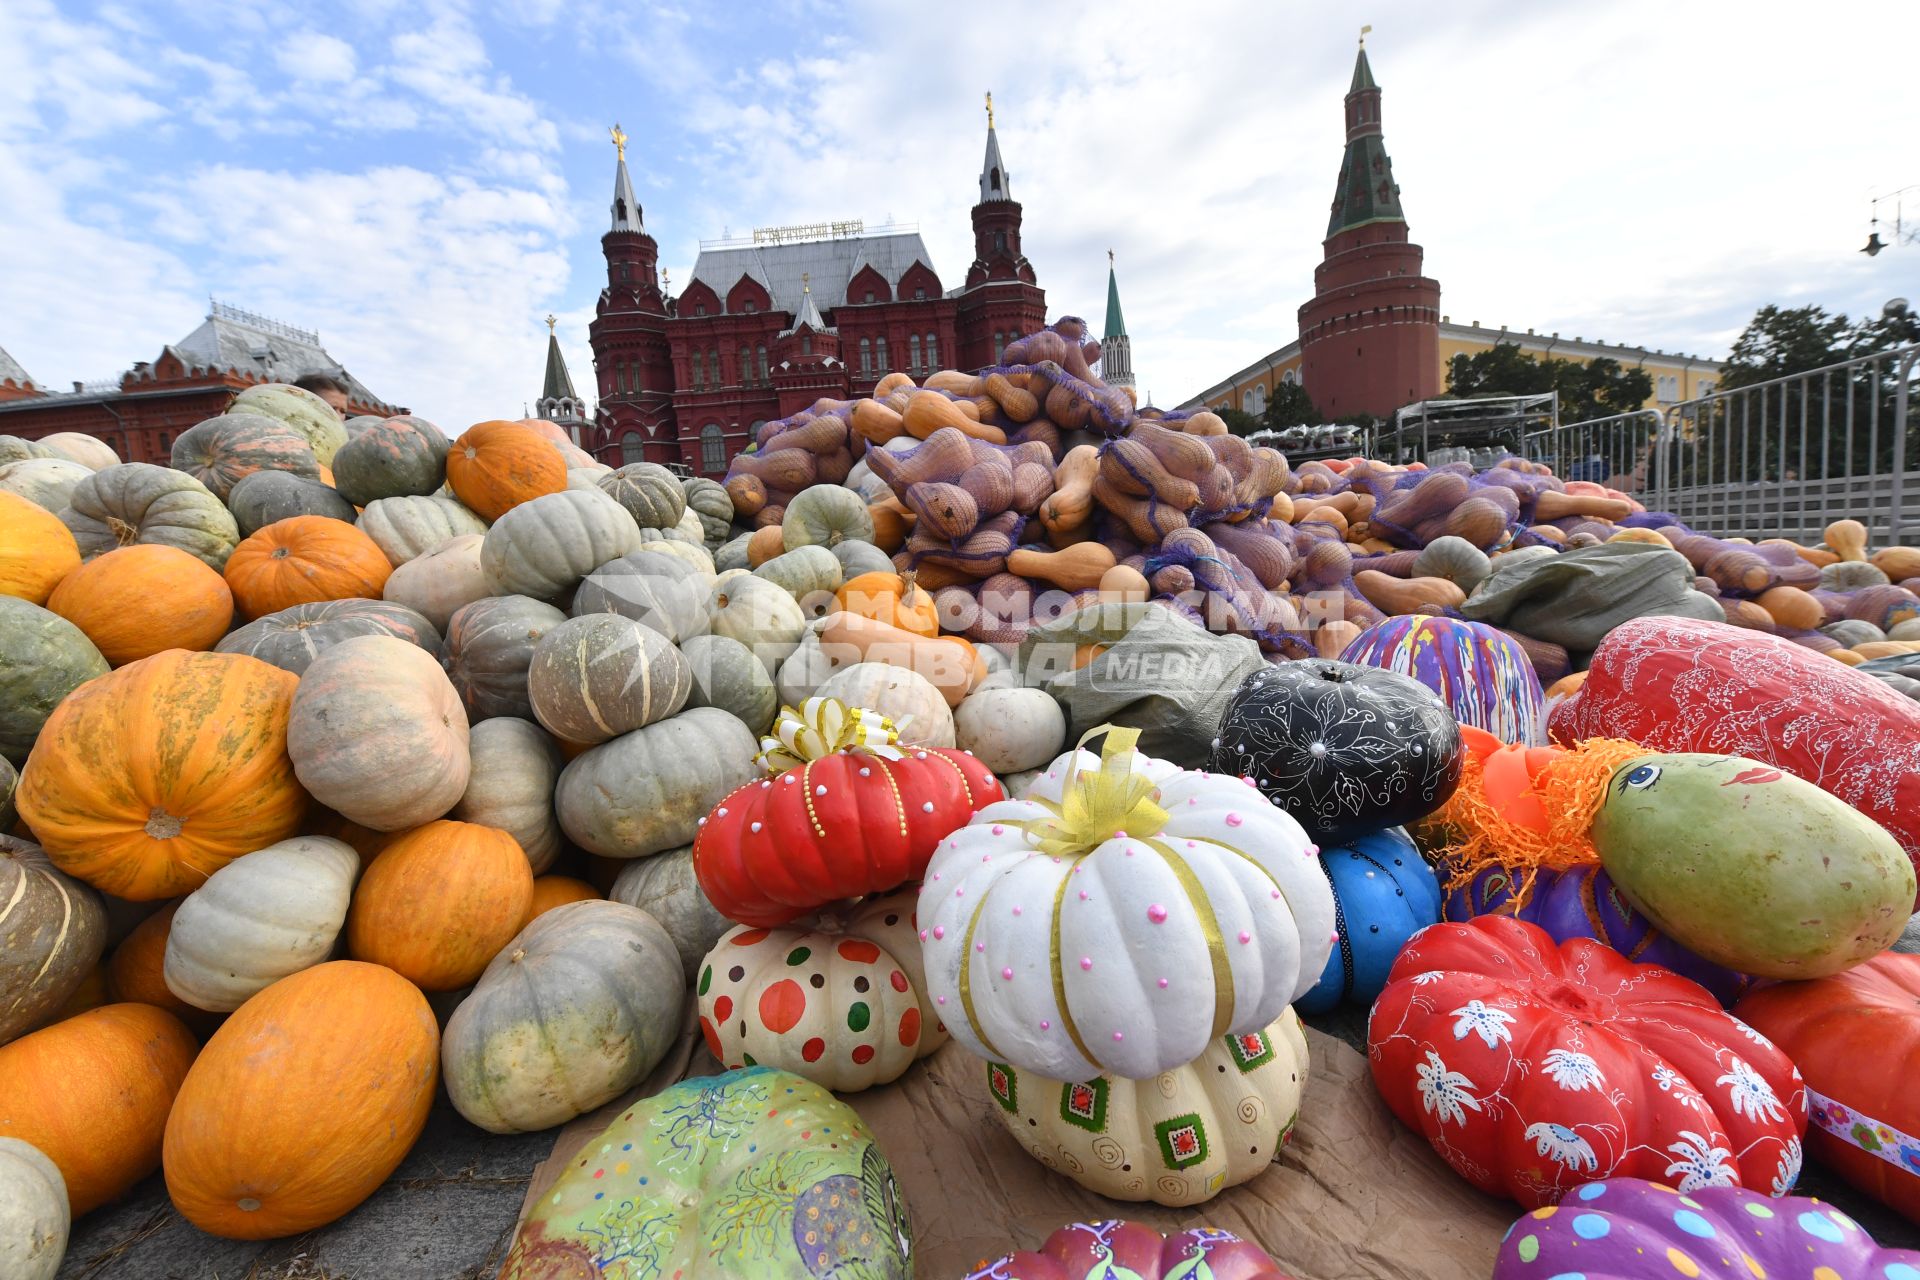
[0,835,108,1047]
[357,494,488,567]
[60,463,240,569]
[783,484,874,549]
[441,899,685,1133]
[453,718,563,873]
[608,846,732,981]
[596,463,686,529]
[0,598,110,764]
[0,756,14,830]
[216,598,441,676]
[482,488,642,600]
[440,594,568,721]
[832,539,895,580]
[571,548,710,645]
[714,531,754,573]
[527,613,692,746]
[681,476,734,548]
[169,413,322,500]
[329,415,451,505]
[679,634,778,735]
[0,458,90,513]
[228,382,348,466]
[0,437,56,467]
[0,1136,67,1280]
[753,544,843,615]
[555,707,760,858]
[226,470,357,536]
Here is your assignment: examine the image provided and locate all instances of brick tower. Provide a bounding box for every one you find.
[955,93,1047,370]
[588,123,677,463]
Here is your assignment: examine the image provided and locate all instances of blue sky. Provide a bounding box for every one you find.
[4,0,1918,428]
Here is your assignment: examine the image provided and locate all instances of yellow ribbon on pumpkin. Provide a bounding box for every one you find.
[756,697,905,774]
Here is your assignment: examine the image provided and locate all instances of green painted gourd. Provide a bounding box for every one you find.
[554,707,760,858]
[526,613,692,745]
[228,383,348,466]
[226,470,357,536]
[383,532,489,632]
[754,544,843,612]
[679,633,778,734]
[571,548,710,645]
[442,900,684,1133]
[709,573,806,672]
[482,488,642,600]
[357,495,488,567]
[60,463,240,569]
[216,598,441,677]
[0,835,108,1047]
[0,598,110,765]
[440,594,568,721]
[1593,753,1917,978]
[681,476,734,548]
[497,1068,912,1280]
[714,531,754,573]
[329,416,450,506]
[783,483,874,550]
[169,413,321,501]
[832,539,895,580]
[607,846,731,981]
[0,459,89,513]
[453,717,563,873]
[0,1136,67,1280]
[595,463,685,529]
[0,437,56,466]
[162,836,359,1012]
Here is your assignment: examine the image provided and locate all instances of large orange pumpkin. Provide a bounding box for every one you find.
[833,569,939,637]
[46,544,234,665]
[346,820,532,990]
[163,961,437,1238]
[16,650,308,900]
[222,516,392,620]
[0,489,81,604]
[0,1002,198,1214]
[446,421,565,522]
[108,900,212,1027]
[522,874,598,928]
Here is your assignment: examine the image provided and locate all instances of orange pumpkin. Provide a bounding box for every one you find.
[833,569,939,638]
[108,900,194,1014]
[346,820,532,990]
[446,421,565,522]
[54,961,111,1019]
[16,650,308,900]
[0,489,81,605]
[223,516,392,619]
[47,544,234,665]
[163,961,437,1238]
[522,874,599,927]
[0,1002,198,1214]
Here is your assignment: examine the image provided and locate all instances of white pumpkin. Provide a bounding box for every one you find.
[442,899,685,1133]
[0,1137,66,1280]
[162,835,359,1012]
[454,718,563,873]
[357,494,489,567]
[644,538,716,580]
[0,458,89,513]
[953,687,1065,773]
[918,730,1336,1080]
[34,431,119,471]
[985,1008,1311,1206]
[817,662,955,748]
[608,847,730,981]
[382,531,489,631]
[708,573,805,673]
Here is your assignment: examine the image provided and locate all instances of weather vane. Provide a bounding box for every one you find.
[985,92,994,130]
[609,122,628,161]
[1359,24,1372,46]
[545,313,556,334]
[1108,248,1114,267]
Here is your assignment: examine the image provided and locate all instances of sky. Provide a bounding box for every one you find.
[3,0,1918,428]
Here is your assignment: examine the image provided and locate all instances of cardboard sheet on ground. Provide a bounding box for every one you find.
[521,1023,1510,1280]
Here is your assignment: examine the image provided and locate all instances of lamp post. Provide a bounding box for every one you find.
[1862,185,1920,256]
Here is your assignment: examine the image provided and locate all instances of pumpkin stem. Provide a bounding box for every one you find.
[144,808,184,840]
[107,516,138,545]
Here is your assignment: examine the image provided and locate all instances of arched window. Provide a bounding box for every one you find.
[619,263,630,281]
[1281,368,1299,386]
[691,350,705,389]
[993,331,1006,362]
[709,349,721,385]
[694,303,706,317]
[875,338,888,372]
[993,231,1007,254]
[621,431,645,465]
[756,345,768,383]
[738,346,752,386]
[613,361,625,394]
[914,286,926,300]
[908,334,922,371]
[701,424,725,474]
[864,290,875,303]
[925,332,938,369]
[859,338,872,377]
[630,360,642,393]
[801,334,813,355]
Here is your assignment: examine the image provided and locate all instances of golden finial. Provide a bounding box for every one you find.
[802,272,811,293]
[1108,248,1115,267]
[545,313,556,334]
[609,122,628,161]
[1359,24,1372,46]
[985,91,994,130]
[661,268,670,292]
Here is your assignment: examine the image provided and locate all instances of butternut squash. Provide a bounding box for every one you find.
[1756,585,1822,630]
[1314,620,1364,659]
[1099,438,1200,508]
[1293,504,1349,539]
[1525,524,1566,544]
[868,496,912,552]
[1831,648,1867,666]
[816,611,985,707]
[1872,546,1920,581]
[1546,671,1588,700]
[901,391,1005,443]
[1182,411,1229,437]
[1045,522,1097,549]
[983,372,1038,423]
[851,398,906,445]
[898,557,978,591]
[1607,527,1668,546]
[1006,542,1117,591]
[1851,639,1920,660]
[1720,599,1777,632]
[1040,445,1099,533]
[1092,476,1190,545]
[1825,518,1869,562]
[1532,491,1633,523]
[865,427,973,491]
[872,371,916,398]
[1071,643,1109,671]
[1097,563,1150,604]
[1353,570,1467,616]
[924,370,982,397]
[746,524,785,568]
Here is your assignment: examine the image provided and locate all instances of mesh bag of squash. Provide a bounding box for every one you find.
[1016,601,1267,767]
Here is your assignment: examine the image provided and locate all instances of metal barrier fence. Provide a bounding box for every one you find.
[1530,345,1918,543]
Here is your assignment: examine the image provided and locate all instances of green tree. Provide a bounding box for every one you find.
[1217,407,1261,436]
[1258,382,1322,430]
[1719,305,1853,389]
[1447,342,1653,421]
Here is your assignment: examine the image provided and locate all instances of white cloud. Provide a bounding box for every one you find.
[276,31,358,84]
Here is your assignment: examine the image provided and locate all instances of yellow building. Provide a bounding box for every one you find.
[1179,320,1724,422]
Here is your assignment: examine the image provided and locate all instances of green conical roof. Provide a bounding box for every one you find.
[1326,44,1404,238]
[1104,262,1127,340]
[1350,46,1376,93]
[542,331,577,403]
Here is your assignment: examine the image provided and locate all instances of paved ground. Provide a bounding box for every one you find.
[61,1013,1919,1278]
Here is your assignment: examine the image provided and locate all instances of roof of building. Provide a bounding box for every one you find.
[165,302,395,409]
[689,230,937,314]
[1103,262,1127,340]
[979,123,1012,204]
[1350,44,1377,93]
[1327,46,1404,238]
[0,344,34,388]
[610,150,644,234]
[782,277,833,336]
[541,330,578,402]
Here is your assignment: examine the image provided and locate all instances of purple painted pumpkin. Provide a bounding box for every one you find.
[1340,615,1546,746]
[1492,1178,1920,1279]
[1444,863,1752,1007]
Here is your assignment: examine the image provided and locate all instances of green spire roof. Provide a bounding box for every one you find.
[1326,43,1405,238]
[1350,46,1376,93]
[1103,258,1127,340]
[541,329,577,403]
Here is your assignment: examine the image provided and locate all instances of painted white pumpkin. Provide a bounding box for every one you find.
[454,717,563,873]
[383,531,489,631]
[918,730,1336,1080]
[442,899,685,1133]
[953,687,1065,773]
[0,458,90,513]
[0,1137,67,1280]
[817,662,955,748]
[708,573,805,672]
[162,835,359,1012]
[983,1008,1311,1206]
[697,888,944,1093]
[34,431,119,471]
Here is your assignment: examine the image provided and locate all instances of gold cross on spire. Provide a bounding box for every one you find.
[1108,248,1115,267]
[985,91,994,130]
[545,314,556,334]
[1359,24,1372,46]
[802,271,811,292]
[609,122,628,161]
[661,268,670,292]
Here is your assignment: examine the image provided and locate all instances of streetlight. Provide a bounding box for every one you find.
[1862,185,1920,256]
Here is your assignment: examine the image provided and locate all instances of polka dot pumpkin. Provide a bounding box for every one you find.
[1492,1178,1920,1279]
[697,887,944,1093]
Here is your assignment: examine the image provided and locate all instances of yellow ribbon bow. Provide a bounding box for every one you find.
[1019,724,1170,858]
[756,697,905,774]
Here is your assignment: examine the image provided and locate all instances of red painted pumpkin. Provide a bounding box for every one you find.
[1734,953,1920,1220]
[963,1221,1293,1280]
[1368,915,1806,1208]
[223,516,392,620]
[693,746,1002,928]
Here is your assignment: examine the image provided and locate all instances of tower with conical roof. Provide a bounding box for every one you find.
[1295,31,1441,419]
[956,92,1047,369]
[588,123,677,464]
[1098,250,1134,391]
[534,315,589,440]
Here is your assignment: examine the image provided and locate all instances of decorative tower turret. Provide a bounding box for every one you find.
[534,314,590,442]
[956,92,1047,370]
[1098,250,1134,391]
[588,123,678,464]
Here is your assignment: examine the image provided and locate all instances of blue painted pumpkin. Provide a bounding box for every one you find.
[1340,615,1545,746]
[1297,827,1442,1014]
